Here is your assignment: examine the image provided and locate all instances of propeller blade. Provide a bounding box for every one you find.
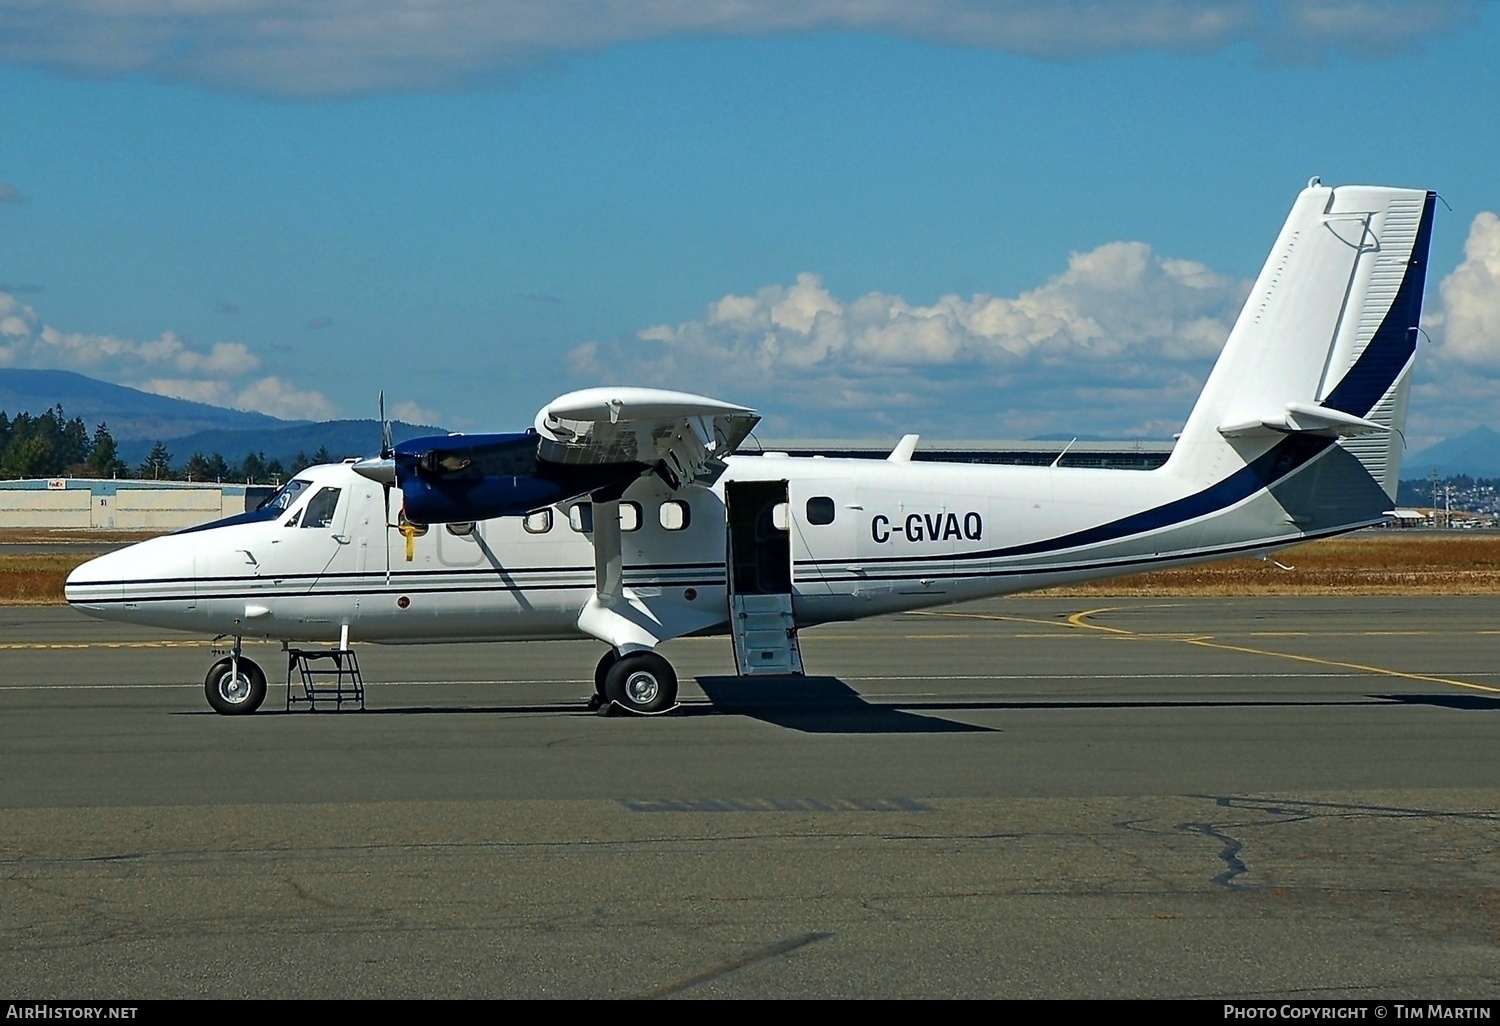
[379,390,394,457]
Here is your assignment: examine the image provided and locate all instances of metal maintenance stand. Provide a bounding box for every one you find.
[284,626,365,711]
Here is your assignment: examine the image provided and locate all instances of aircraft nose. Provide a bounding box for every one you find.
[65,548,125,610]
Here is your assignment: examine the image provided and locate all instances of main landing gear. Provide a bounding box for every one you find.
[204,638,267,716]
[590,648,679,715]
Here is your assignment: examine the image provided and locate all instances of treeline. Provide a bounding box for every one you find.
[0,406,332,484]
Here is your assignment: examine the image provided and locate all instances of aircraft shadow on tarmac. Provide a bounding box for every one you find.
[1375,692,1500,712]
[175,687,1498,728]
[688,676,994,734]
[176,676,994,732]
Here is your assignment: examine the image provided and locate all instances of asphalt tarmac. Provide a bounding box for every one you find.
[2,596,1498,999]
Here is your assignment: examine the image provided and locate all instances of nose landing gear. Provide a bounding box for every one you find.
[204,638,267,715]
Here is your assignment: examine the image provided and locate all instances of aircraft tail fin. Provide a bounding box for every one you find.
[1166,181,1435,501]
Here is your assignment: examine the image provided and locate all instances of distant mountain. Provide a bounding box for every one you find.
[121,418,445,468]
[0,368,292,440]
[1404,426,1500,479]
[0,368,447,470]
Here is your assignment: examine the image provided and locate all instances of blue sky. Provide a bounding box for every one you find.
[1,1,1497,448]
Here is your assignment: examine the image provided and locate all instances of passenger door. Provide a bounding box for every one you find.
[725,479,804,676]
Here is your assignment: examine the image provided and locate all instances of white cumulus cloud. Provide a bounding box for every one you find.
[235,375,338,420]
[389,399,441,426]
[0,288,338,420]
[136,378,232,407]
[1425,212,1500,369]
[0,0,1476,97]
[1410,211,1500,442]
[572,240,1251,438]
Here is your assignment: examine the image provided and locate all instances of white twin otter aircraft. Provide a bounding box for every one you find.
[67,181,1436,716]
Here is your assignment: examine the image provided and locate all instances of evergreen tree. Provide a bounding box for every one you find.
[84,423,127,479]
[205,452,231,482]
[139,440,173,480]
[182,452,212,482]
[239,451,266,483]
[2,412,33,479]
[59,413,90,470]
[2,434,51,478]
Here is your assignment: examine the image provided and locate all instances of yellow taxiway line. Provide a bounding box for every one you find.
[913,606,1500,696]
[1062,606,1500,696]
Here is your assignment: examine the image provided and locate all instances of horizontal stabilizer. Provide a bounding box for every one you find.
[536,387,760,489]
[1218,402,1391,439]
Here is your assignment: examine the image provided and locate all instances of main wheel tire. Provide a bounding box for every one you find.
[594,649,620,700]
[603,651,678,714]
[204,657,267,715]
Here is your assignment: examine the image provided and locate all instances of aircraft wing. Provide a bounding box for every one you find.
[535,387,760,489]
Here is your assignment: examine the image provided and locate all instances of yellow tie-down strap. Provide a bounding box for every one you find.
[397,522,420,561]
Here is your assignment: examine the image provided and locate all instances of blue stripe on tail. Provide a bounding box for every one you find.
[1320,191,1436,418]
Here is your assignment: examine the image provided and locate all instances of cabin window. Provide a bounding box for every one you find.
[523,509,552,534]
[569,503,593,533]
[659,500,691,531]
[620,501,642,532]
[301,487,342,529]
[445,521,475,537]
[771,501,789,532]
[806,496,836,525]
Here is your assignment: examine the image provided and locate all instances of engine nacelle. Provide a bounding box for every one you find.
[383,430,647,524]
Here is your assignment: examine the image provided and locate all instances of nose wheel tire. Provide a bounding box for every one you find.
[205,657,267,715]
[603,651,678,715]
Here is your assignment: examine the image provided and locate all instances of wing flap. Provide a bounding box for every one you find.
[535,387,760,488]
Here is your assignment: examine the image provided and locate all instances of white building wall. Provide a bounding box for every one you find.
[0,489,92,528]
[0,480,250,531]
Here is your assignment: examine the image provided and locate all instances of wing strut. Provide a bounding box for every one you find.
[576,496,664,655]
[574,494,729,655]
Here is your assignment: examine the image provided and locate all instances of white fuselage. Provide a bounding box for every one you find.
[66,183,1435,659]
[65,446,1348,646]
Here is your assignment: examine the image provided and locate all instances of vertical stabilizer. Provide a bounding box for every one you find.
[1167,183,1435,501]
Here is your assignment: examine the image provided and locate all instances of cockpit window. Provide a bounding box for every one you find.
[170,475,327,537]
[300,487,342,529]
[260,478,314,512]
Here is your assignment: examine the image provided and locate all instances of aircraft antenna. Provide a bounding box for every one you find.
[1050,438,1078,468]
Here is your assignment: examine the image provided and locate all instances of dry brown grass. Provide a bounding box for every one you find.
[1040,532,1500,596]
[10,531,1500,606]
[0,554,94,605]
[0,529,161,544]
[0,530,165,606]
